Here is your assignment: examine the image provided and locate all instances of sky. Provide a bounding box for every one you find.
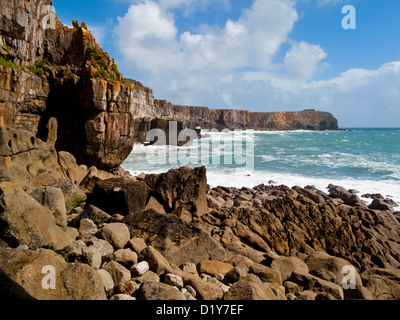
[52,0,400,128]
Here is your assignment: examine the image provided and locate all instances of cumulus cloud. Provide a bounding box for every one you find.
[113,0,400,127]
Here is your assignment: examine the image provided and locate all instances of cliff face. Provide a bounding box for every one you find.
[0,0,338,170]
[0,0,138,170]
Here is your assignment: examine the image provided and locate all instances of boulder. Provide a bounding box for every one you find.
[113,249,138,268]
[78,219,98,242]
[138,282,185,300]
[361,268,400,300]
[127,238,147,255]
[165,273,184,289]
[50,178,87,214]
[305,251,372,300]
[57,151,88,186]
[131,261,150,277]
[0,248,106,300]
[249,263,282,285]
[144,166,208,217]
[223,274,279,300]
[30,186,67,228]
[123,210,226,266]
[90,179,151,216]
[86,238,114,258]
[197,260,233,276]
[368,199,394,211]
[97,269,115,292]
[81,246,102,269]
[184,277,224,300]
[288,271,344,300]
[103,261,131,287]
[139,246,173,276]
[100,223,130,249]
[69,205,111,228]
[270,256,309,281]
[0,128,65,189]
[292,186,325,204]
[0,183,72,251]
[327,184,364,207]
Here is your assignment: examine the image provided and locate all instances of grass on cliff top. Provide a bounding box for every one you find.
[0,55,47,76]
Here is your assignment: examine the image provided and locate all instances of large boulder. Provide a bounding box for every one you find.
[144,166,208,218]
[305,251,372,300]
[122,210,226,266]
[361,268,400,300]
[0,127,65,189]
[50,178,87,215]
[223,274,280,300]
[90,179,151,216]
[138,282,185,300]
[0,183,72,251]
[0,248,106,300]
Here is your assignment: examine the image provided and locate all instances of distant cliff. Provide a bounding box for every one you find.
[0,0,338,170]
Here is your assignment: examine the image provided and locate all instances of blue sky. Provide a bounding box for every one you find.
[52,0,400,127]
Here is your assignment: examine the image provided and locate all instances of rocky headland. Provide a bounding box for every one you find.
[0,0,399,301]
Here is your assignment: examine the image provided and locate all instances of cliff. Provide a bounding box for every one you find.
[0,0,338,171]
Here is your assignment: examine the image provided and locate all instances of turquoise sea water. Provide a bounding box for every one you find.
[122,128,400,208]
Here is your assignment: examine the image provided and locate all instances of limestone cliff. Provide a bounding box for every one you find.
[0,0,338,171]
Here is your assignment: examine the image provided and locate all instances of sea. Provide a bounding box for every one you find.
[122,128,400,210]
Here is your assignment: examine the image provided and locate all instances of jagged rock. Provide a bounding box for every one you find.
[69,204,111,228]
[123,210,226,266]
[327,184,364,207]
[305,251,372,300]
[57,151,88,186]
[138,282,185,300]
[0,127,65,189]
[99,223,130,249]
[90,179,150,216]
[0,248,106,300]
[65,227,79,241]
[50,178,87,214]
[127,238,147,255]
[361,268,400,300]
[197,260,233,276]
[292,186,325,204]
[78,219,98,241]
[81,246,102,269]
[0,182,72,251]
[288,271,344,300]
[30,186,67,227]
[144,166,208,218]
[368,199,394,211]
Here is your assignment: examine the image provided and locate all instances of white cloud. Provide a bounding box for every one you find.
[113,0,400,127]
[284,41,328,80]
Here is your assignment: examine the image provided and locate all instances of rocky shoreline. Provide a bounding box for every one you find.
[0,0,399,301]
[1,125,400,300]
